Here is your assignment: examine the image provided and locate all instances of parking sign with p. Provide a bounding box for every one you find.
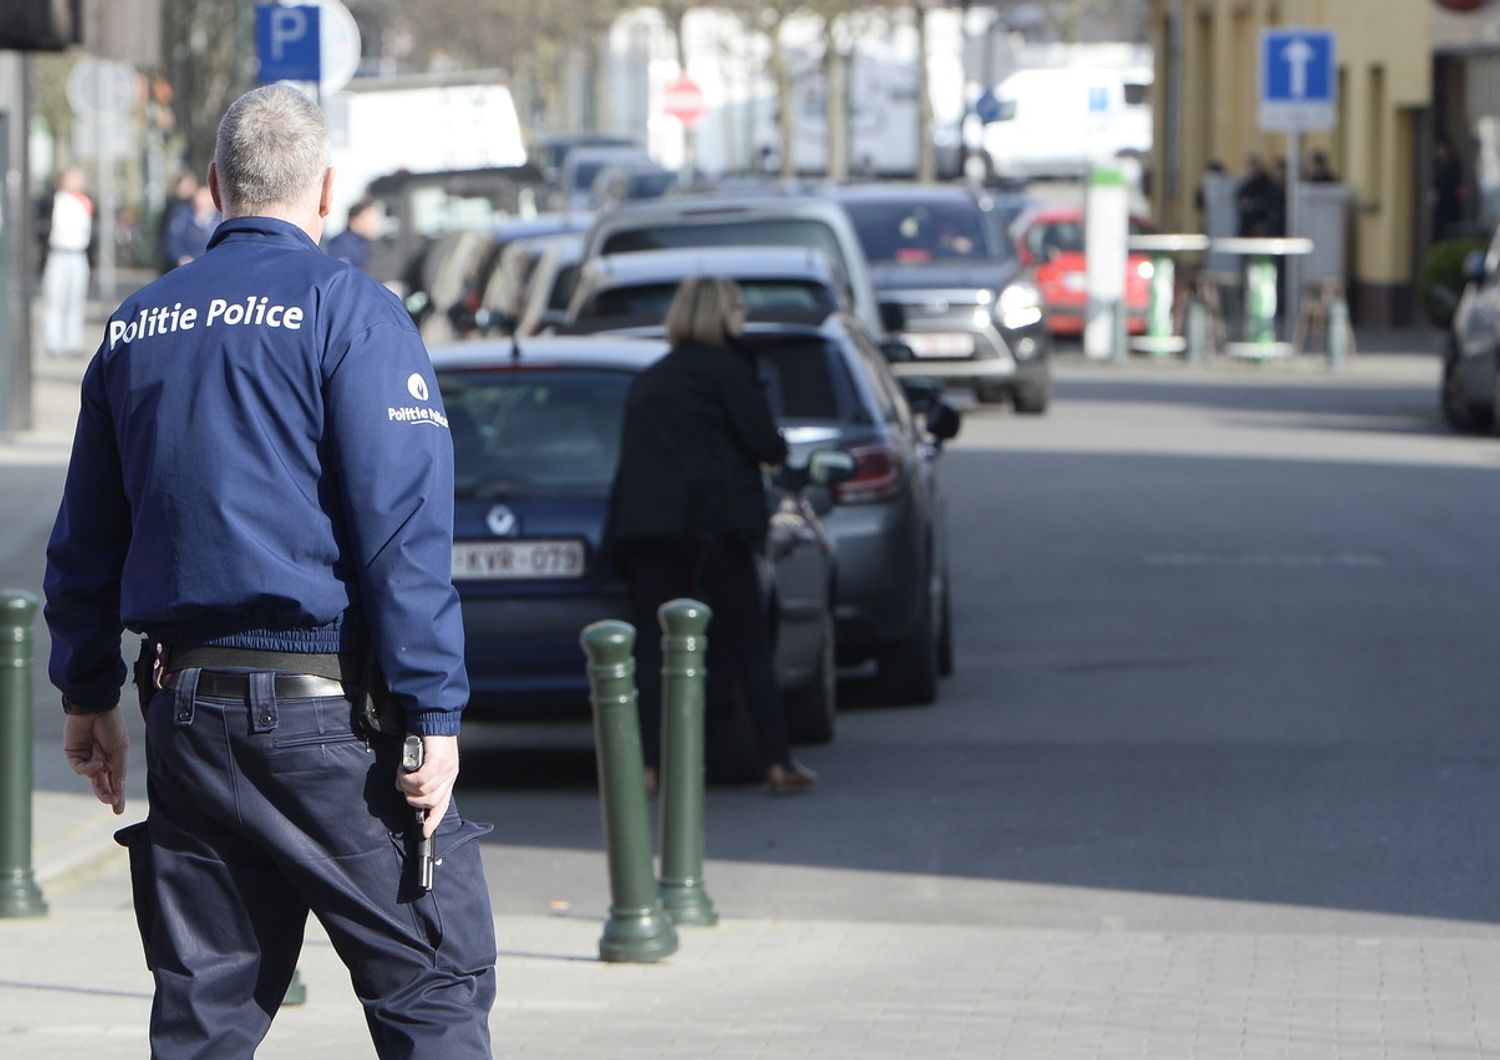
[256,3,322,85]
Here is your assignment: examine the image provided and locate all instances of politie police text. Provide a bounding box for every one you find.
[109,296,304,350]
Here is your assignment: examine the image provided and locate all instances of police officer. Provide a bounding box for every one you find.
[44,85,496,1058]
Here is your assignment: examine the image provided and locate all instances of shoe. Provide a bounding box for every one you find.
[767,760,818,795]
[643,767,659,797]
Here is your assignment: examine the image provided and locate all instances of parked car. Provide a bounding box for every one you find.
[588,161,679,211]
[516,236,586,336]
[579,314,962,705]
[837,183,1053,411]
[578,192,889,338]
[431,335,848,765]
[532,133,636,186]
[446,214,594,337]
[564,247,851,333]
[1441,236,1500,432]
[555,146,653,212]
[1014,206,1154,339]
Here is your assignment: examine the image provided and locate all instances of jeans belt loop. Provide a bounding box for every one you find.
[171,667,201,727]
[249,671,279,734]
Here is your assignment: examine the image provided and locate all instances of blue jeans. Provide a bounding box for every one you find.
[131,668,496,1058]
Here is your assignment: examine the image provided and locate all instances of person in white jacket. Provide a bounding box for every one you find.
[43,166,93,356]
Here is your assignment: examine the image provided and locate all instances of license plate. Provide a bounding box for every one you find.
[903,332,974,358]
[452,540,586,581]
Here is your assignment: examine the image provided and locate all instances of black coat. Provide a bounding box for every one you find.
[607,341,788,548]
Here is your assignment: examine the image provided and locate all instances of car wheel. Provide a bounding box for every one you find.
[876,585,938,706]
[784,611,837,745]
[1442,339,1487,433]
[1012,379,1051,415]
[937,569,954,678]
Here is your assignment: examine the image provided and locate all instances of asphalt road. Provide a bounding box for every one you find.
[453,356,1500,937]
[17,353,1500,943]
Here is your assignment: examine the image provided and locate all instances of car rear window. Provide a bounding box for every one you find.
[438,369,632,498]
[600,218,851,277]
[740,336,855,421]
[579,279,839,323]
[844,199,1011,265]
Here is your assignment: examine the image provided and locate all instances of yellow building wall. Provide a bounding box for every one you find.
[1152,0,1430,295]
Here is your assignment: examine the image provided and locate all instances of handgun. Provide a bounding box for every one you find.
[401,734,435,892]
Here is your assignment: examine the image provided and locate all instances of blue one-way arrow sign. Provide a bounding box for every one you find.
[1260,27,1336,132]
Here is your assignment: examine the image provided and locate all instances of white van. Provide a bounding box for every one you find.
[979,66,1152,182]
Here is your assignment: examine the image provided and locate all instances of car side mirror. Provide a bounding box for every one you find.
[1463,249,1488,284]
[926,399,962,443]
[808,448,857,487]
[899,376,945,414]
[880,341,917,364]
[878,300,907,334]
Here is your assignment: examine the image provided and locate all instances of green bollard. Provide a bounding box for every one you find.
[1244,255,1279,352]
[1185,298,1208,366]
[1328,295,1350,372]
[1145,252,1176,353]
[0,591,47,918]
[656,600,717,927]
[580,621,677,963]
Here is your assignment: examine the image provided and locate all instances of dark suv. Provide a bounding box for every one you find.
[837,183,1052,412]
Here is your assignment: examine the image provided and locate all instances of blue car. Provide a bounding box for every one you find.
[431,335,844,756]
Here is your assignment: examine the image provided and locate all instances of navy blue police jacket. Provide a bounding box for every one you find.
[43,217,467,736]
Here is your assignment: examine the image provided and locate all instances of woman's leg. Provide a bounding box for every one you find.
[700,541,791,770]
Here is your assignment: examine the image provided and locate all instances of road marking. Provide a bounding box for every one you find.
[1143,552,1387,569]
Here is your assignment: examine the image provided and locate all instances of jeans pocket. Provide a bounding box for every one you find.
[386,815,495,966]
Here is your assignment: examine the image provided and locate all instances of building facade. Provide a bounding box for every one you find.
[1151,0,1432,324]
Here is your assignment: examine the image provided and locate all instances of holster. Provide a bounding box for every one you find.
[358,651,403,737]
[131,637,156,719]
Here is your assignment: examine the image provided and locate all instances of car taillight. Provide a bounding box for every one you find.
[834,444,903,505]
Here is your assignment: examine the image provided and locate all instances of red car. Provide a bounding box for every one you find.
[1014,208,1154,337]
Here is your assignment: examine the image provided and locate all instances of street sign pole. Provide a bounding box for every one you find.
[1259,27,1336,352]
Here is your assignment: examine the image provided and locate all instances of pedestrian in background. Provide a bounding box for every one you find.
[157,171,197,273]
[1236,153,1281,238]
[44,84,496,1058]
[162,184,219,267]
[42,166,93,357]
[326,197,381,272]
[606,276,819,796]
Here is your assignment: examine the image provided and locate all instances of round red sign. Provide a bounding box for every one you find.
[664,76,705,129]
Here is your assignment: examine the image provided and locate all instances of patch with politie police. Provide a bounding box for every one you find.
[388,372,448,429]
[108,295,304,350]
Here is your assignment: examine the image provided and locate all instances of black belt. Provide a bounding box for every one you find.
[159,670,348,700]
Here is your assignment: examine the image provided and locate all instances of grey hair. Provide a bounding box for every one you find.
[213,85,330,216]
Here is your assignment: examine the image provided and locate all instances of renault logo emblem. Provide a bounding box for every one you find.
[486,505,518,537]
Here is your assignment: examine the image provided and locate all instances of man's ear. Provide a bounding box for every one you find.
[319,168,334,219]
[207,163,224,213]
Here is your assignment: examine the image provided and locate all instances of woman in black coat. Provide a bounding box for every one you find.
[607,276,818,794]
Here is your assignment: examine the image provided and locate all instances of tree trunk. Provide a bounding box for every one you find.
[915,0,935,183]
[770,14,794,178]
[824,18,847,180]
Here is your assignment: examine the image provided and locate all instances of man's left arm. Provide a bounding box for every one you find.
[44,352,132,812]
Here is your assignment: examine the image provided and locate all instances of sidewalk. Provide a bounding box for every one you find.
[9,830,1500,1059]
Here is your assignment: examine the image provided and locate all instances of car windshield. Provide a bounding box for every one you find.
[1025,217,1150,259]
[601,218,851,277]
[844,200,1011,264]
[580,280,839,323]
[439,369,632,498]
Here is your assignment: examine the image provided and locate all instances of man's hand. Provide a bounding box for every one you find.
[63,707,129,815]
[395,734,458,838]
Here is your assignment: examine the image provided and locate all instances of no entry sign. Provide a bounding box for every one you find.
[664,75,705,129]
